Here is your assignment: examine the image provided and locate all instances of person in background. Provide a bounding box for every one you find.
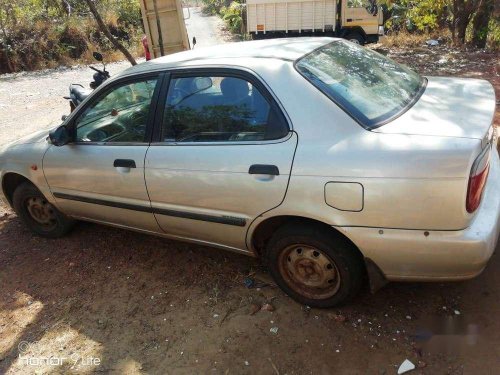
[142,35,151,61]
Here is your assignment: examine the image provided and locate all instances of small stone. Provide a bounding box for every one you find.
[213,314,219,318]
[328,313,346,323]
[406,315,412,320]
[249,303,261,315]
[244,361,249,366]
[397,359,415,374]
[261,303,275,312]
[418,360,427,368]
[454,310,461,315]
[270,327,279,334]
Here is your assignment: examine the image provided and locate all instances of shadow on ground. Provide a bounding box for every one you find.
[1,208,498,374]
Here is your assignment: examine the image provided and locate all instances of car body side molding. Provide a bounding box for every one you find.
[52,192,247,227]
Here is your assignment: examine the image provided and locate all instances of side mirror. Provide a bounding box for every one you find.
[192,36,197,49]
[93,52,103,62]
[49,126,71,147]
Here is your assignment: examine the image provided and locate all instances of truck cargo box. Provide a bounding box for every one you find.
[139,0,190,58]
[246,0,337,34]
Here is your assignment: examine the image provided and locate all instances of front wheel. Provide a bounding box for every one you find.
[13,182,75,238]
[264,223,365,308]
[345,32,365,45]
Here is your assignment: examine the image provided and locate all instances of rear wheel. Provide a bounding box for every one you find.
[264,223,365,307]
[13,182,75,238]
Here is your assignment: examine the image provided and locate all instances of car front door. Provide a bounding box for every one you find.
[43,74,163,232]
[145,70,297,252]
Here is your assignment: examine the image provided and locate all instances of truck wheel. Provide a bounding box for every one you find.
[345,32,365,45]
[264,223,365,308]
[13,182,75,238]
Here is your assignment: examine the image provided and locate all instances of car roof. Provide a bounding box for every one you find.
[117,37,337,78]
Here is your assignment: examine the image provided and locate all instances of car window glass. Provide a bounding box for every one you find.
[75,78,158,143]
[162,75,288,143]
[295,40,423,128]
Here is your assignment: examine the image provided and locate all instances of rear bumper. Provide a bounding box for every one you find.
[340,149,500,281]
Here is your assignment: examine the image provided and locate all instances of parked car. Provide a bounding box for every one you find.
[1,38,498,307]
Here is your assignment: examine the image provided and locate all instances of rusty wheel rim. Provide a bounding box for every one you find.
[25,197,57,229]
[278,244,341,300]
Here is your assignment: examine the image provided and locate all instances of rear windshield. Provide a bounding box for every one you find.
[295,41,425,129]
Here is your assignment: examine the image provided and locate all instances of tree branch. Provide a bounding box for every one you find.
[83,0,136,66]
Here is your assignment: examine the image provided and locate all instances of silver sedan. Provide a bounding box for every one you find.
[1,38,499,307]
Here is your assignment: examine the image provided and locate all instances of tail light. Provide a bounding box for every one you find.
[466,147,490,213]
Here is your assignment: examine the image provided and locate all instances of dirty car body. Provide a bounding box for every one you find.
[1,38,499,307]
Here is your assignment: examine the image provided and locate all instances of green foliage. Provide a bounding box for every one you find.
[382,0,448,31]
[488,18,500,49]
[201,0,226,15]
[201,0,244,34]
[381,0,498,48]
[0,0,143,73]
[220,2,243,34]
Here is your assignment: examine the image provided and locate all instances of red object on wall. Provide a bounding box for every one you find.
[142,35,151,61]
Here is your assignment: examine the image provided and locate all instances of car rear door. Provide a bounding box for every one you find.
[145,69,297,252]
[43,74,164,232]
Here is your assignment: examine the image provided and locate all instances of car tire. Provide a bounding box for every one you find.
[345,32,365,45]
[264,223,365,308]
[13,182,75,238]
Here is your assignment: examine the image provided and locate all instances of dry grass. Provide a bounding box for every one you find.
[382,29,452,48]
[1,15,144,74]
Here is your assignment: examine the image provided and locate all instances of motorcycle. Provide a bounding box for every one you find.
[64,52,110,112]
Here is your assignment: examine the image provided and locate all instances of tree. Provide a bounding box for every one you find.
[471,0,494,48]
[83,0,136,65]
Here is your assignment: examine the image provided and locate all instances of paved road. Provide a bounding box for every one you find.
[184,7,228,48]
[0,7,225,146]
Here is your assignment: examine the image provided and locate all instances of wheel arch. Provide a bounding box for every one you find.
[340,27,367,42]
[2,172,34,206]
[249,215,388,292]
[250,215,360,257]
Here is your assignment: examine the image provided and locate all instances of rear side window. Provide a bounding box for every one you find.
[161,75,289,142]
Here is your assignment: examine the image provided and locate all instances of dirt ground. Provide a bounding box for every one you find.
[0,40,499,374]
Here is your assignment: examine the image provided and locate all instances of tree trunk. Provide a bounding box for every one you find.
[83,0,136,66]
[456,13,471,43]
[0,3,14,72]
[450,0,482,45]
[472,0,493,48]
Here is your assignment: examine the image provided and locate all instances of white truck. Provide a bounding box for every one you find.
[246,0,384,44]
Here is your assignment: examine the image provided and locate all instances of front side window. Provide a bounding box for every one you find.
[295,41,425,128]
[161,75,289,142]
[75,78,158,143]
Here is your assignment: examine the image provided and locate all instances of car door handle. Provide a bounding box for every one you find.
[249,164,280,176]
[114,159,136,168]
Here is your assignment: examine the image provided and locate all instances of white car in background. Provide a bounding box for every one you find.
[0,38,498,307]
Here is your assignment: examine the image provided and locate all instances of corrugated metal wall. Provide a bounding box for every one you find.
[247,0,336,33]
